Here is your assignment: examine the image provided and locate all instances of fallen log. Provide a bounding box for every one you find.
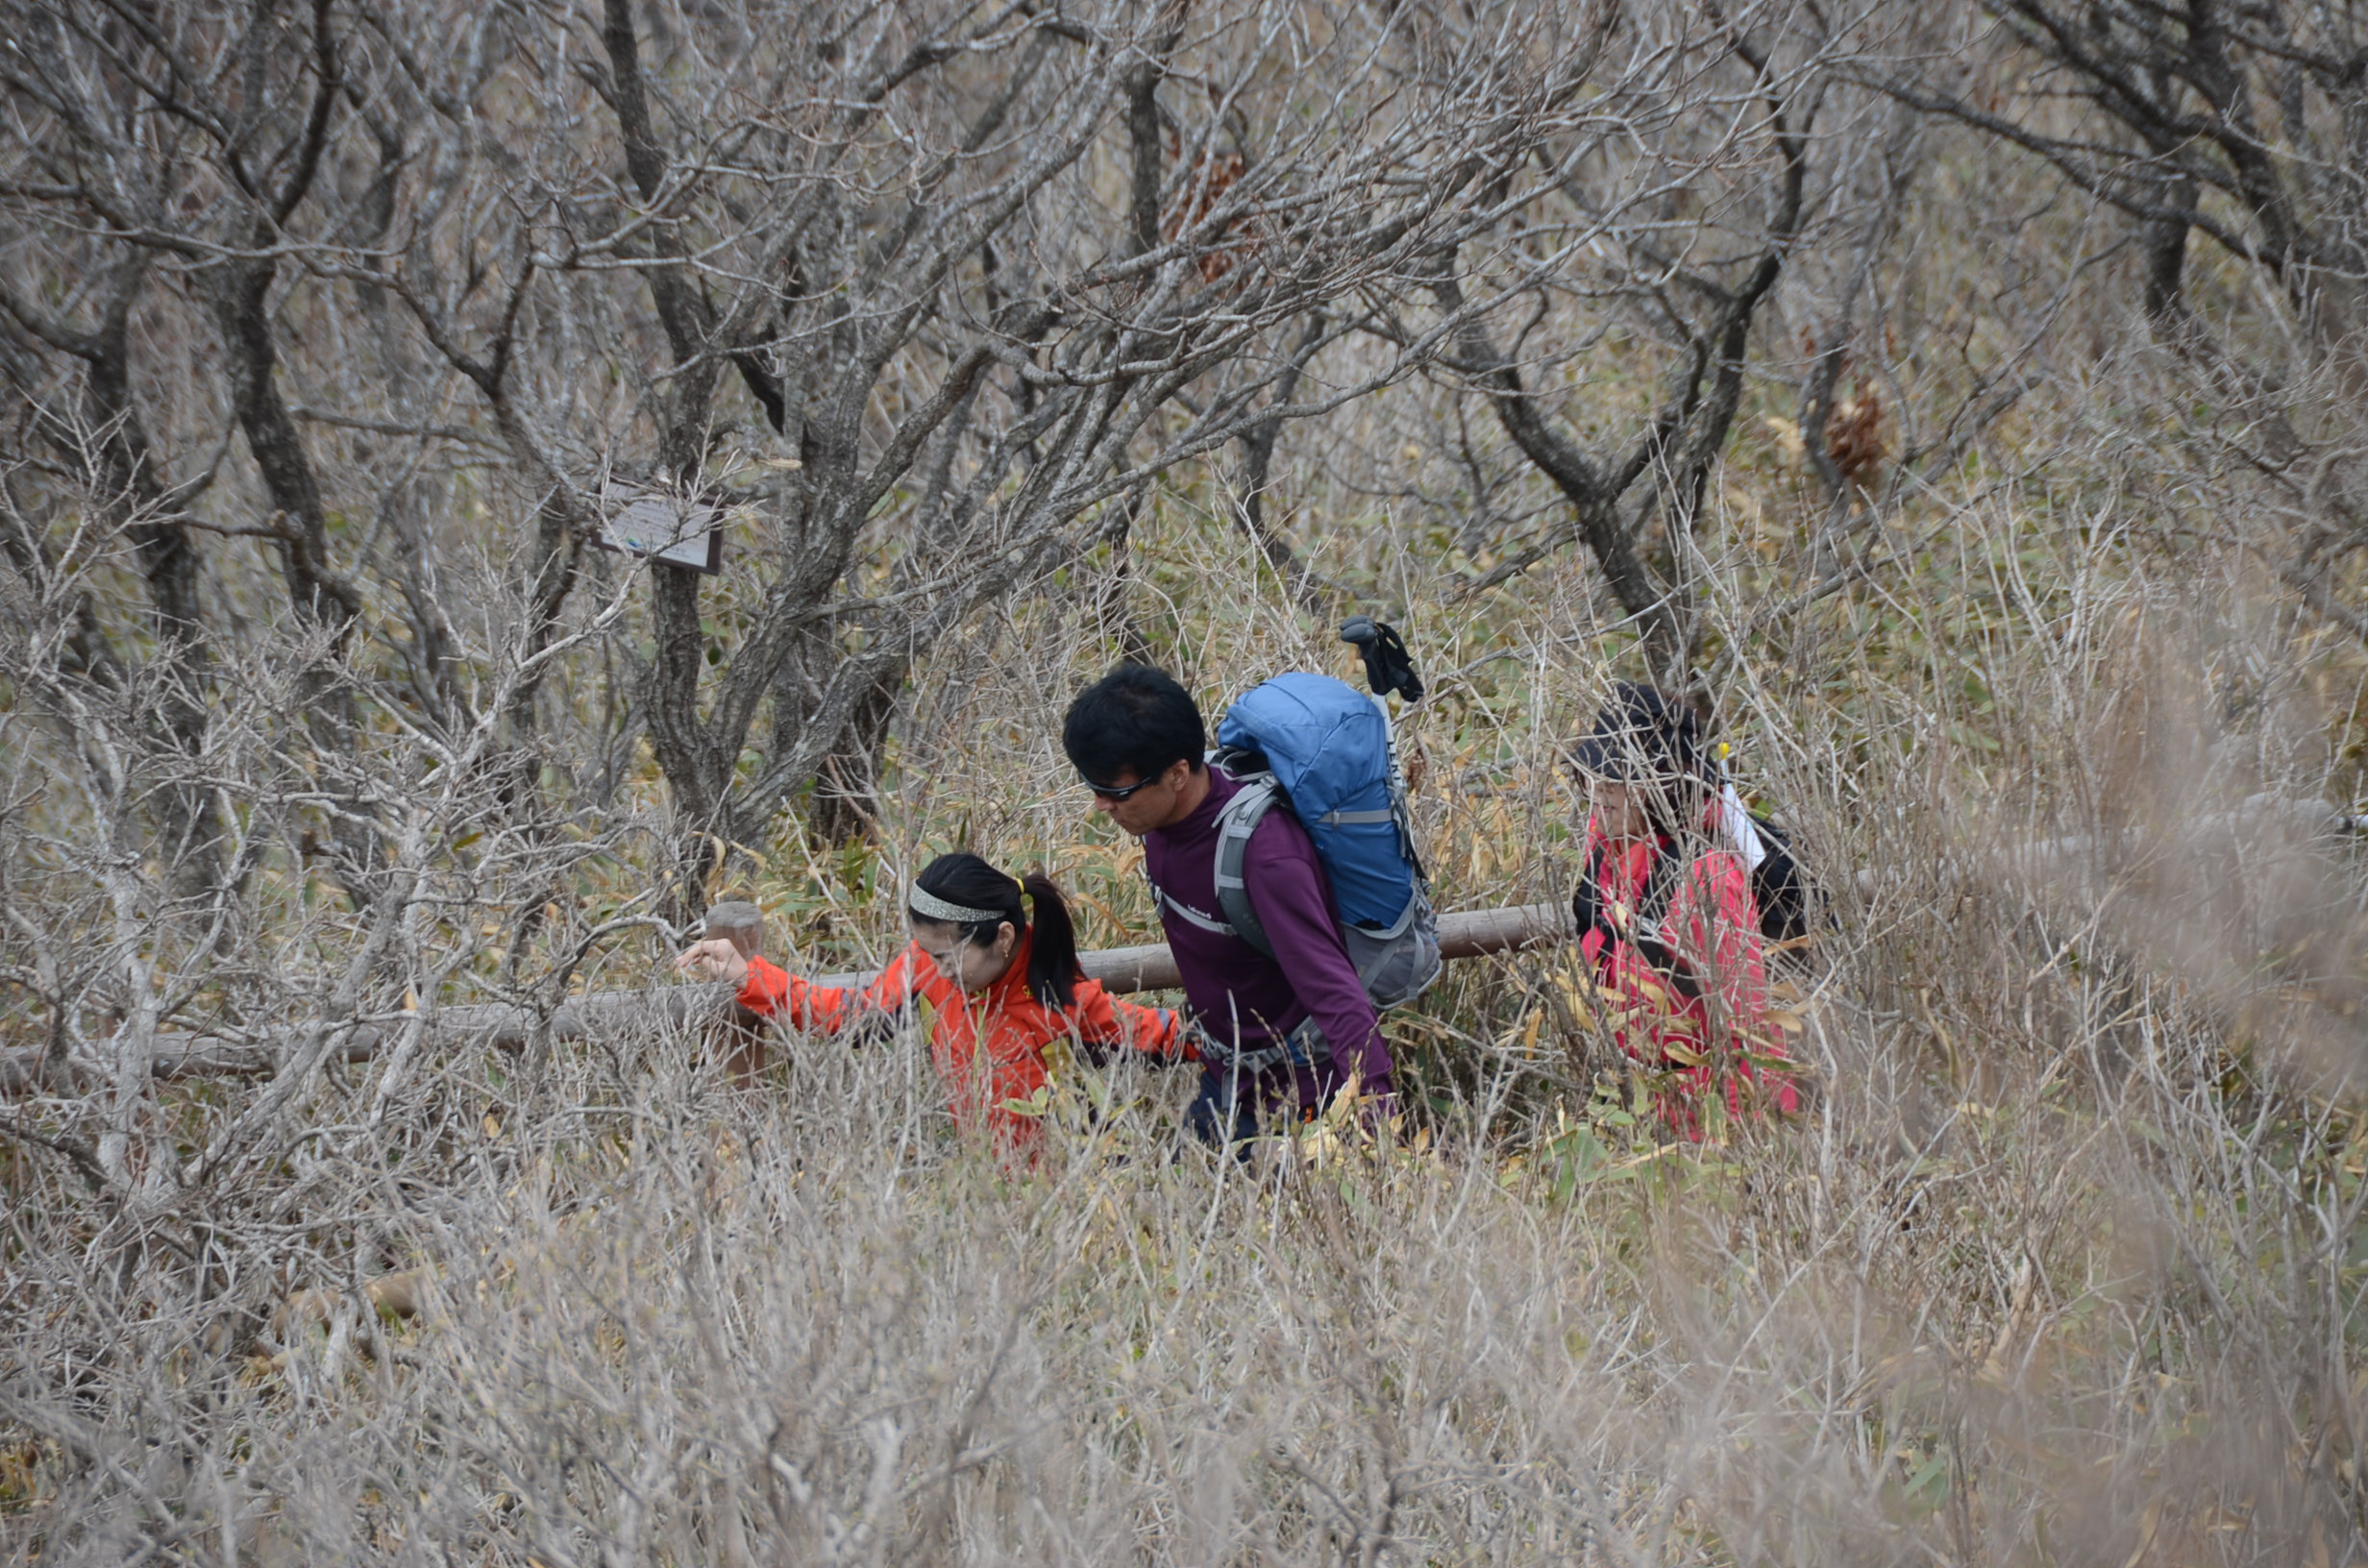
[1071,900,1570,992]
[17,798,2357,1093]
[2,902,1573,1089]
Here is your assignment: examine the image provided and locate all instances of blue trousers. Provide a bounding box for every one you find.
[1185,1066,1261,1148]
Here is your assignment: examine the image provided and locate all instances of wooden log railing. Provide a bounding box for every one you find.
[0,903,1573,1090]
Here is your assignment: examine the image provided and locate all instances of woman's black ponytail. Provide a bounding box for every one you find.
[1020,872,1080,1010]
[908,852,1084,1008]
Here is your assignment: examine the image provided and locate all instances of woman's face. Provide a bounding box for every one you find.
[1589,778,1655,843]
[911,919,1020,992]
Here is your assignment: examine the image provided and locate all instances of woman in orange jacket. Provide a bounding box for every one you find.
[676,853,1192,1153]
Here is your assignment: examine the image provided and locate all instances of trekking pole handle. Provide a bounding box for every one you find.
[1339,617,1424,703]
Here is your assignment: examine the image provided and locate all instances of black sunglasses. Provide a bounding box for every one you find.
[1080,773,1158,802]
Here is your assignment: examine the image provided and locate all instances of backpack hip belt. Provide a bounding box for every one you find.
[1190,1016,1325,1081]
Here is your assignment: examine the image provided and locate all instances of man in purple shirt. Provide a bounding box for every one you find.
[1062,665,1393,1144]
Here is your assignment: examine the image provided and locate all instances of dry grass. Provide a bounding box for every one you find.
[12,446,2366,1566]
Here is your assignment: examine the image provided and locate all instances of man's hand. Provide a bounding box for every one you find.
[677,937,751,988]
[1320,1073,1401,1139]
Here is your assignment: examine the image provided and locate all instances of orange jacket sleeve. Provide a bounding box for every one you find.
[1069,980,1196,1062]
[735,946,924,1033]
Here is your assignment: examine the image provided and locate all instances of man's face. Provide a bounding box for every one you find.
[1083,758,1194,837]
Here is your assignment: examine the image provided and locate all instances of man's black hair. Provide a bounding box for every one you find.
[1062,664,1206,785]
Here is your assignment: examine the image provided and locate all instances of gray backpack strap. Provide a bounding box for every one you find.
[1143,772,1256,940]
[1213,777,1280,960]
[1150,882,1235,938]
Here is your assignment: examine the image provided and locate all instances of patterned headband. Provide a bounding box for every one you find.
[906,884,1009,926]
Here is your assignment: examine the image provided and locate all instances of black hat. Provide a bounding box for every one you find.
[1568,681,1704,784]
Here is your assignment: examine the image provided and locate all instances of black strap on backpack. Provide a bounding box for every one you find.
[1745,814,1813,943]
[1573,835,1704,1000]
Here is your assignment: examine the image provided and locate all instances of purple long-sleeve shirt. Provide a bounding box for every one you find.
[1144,768,1393,1106]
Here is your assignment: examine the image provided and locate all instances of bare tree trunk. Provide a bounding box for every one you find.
[808,673,900,847]
[0,257,226,889]
[1232,316,1331,617]
[1428,37,1812,687]
[1094,485,1159,667]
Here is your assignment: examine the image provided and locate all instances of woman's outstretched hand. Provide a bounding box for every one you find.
[677,937,751,988]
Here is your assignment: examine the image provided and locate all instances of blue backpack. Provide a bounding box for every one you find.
[1168,672,1442,1009]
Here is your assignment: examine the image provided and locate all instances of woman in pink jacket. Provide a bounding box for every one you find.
[1568,684,1798,1135]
